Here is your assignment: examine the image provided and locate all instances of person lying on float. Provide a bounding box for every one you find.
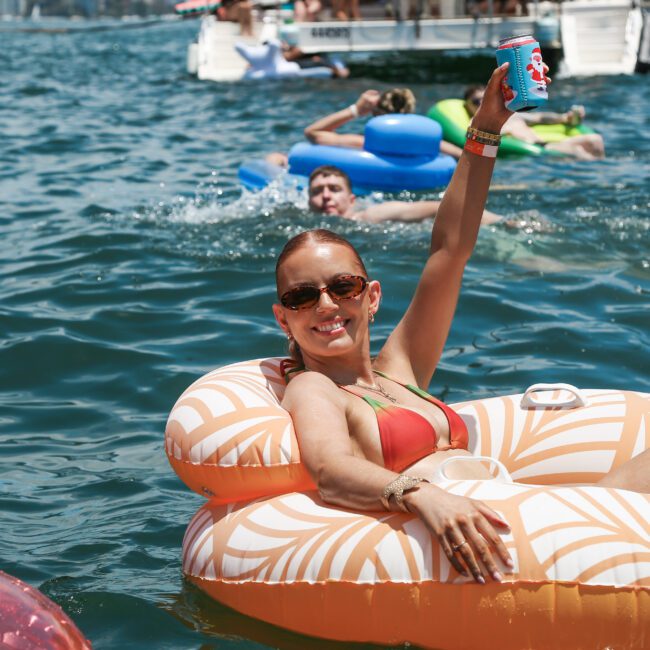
[464,84,605,160]
[307,164,502,226]
[272,62,650,587]
[304,88,464,160]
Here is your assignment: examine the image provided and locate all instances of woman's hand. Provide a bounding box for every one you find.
[356,90,380,116]
[472,62,552,134]
[405,484,514,584]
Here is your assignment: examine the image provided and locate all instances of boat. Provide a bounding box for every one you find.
[180,0,647,82]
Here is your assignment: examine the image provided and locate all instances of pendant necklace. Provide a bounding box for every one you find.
[353,379,398,403]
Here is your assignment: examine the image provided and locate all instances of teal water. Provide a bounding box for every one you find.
[1,19,649,649]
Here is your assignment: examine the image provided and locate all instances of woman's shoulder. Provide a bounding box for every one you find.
[284,370,345,405]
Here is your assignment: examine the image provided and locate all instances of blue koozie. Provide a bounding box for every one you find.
[496,35,548,112]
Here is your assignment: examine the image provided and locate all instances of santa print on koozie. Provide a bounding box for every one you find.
[526,47,548,96]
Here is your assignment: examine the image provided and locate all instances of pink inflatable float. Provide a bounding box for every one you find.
[0,570,91,649]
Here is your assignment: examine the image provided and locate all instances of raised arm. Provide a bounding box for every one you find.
[303,90,379,147]
[519,104,584,126]
[376,64,516,387]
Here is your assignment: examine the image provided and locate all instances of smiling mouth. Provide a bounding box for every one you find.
[314,319,348,333]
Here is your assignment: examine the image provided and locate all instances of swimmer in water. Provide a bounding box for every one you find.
[306,165,502,226]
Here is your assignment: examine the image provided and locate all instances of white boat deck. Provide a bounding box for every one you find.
[188,0,645,81]
[560,0,643,75]
[282,16,548,54]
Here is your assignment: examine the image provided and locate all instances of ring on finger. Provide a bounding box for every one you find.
[452,540,468,553]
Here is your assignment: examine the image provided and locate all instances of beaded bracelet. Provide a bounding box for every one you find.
[348,103,359,118]
[466,126,502,146]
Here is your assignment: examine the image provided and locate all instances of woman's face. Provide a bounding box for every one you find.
[273,242,381,362]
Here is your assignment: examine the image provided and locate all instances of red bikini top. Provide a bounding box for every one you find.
[339,370,469,473]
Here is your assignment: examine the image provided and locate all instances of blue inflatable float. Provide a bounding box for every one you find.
[238,114,456,194]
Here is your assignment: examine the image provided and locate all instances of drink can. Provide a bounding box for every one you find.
[496,35,548,112]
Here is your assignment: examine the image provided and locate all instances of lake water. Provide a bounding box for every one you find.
[1,17,648,649]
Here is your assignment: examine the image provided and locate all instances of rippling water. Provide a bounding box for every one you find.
[1,18,649,649]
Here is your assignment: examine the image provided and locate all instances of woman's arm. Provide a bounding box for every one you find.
[303,90,379,147]
[376,63,517,387]
[284,372,513,582]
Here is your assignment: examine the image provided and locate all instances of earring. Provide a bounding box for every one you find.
[287,332,294,341]
[368,311,375,323]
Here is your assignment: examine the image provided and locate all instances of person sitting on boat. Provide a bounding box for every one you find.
[307,164,502,225]
[281,41,350,78]
[304,88,464,160]
[294,0,323,21]
[215,0,253,37]
[464,84,605,160]
[272,63,650,587]
[332,0,361,20]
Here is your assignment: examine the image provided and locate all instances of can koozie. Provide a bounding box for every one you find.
[496,35,548,112]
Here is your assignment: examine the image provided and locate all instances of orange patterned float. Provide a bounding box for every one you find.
[166,358,650,650]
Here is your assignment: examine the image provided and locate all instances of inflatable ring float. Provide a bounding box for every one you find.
[238,114,457,194]
[166,358,649,650]
[0,570,91,649]
[427,99,597,158]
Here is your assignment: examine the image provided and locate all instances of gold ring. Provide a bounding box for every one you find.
[452,540,468,552]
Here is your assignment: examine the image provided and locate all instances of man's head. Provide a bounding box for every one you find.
[463,84,485,117]
[308,166,355,217]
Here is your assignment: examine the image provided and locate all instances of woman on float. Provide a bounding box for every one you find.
[272,63,650,585]
[304,87,464,159]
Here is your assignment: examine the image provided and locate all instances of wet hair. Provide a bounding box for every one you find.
[308,165,352,194]
[376,88,416,115]
[464,84,485,102]
[275,229,368,364]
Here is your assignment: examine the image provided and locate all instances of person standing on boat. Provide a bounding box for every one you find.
[215,0,253,37]
[304,88,464,159]
[464,85,605,160]
[306,164,502,225]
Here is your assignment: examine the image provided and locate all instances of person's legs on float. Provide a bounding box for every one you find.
[596,449,650,493]
[546,133,605,160]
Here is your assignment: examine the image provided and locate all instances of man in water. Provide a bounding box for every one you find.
[464,85,605,160]
[307,165,502,225]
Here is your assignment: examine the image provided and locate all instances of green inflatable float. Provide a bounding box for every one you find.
[427,99,596,158]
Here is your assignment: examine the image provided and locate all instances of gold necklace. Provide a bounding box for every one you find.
[353,379,398,403]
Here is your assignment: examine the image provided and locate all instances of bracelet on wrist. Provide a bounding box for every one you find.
[348,103,359,118]
[380,474,429,512]
[464,139,499,158]
[466,126,501,146]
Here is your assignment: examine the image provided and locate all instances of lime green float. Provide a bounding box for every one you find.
[427,99,596,158]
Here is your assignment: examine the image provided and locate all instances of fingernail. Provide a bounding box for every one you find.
[506,558,515,568]
[500,62,509,70]
[492,571,503,582]
[477,575,485,584]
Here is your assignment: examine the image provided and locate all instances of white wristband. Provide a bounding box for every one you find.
[348,103,359,118]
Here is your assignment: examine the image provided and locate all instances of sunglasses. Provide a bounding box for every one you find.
[280,275,368,310]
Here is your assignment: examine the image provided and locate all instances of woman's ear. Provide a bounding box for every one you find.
[368,280,382,316]
[272,303,291,337]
